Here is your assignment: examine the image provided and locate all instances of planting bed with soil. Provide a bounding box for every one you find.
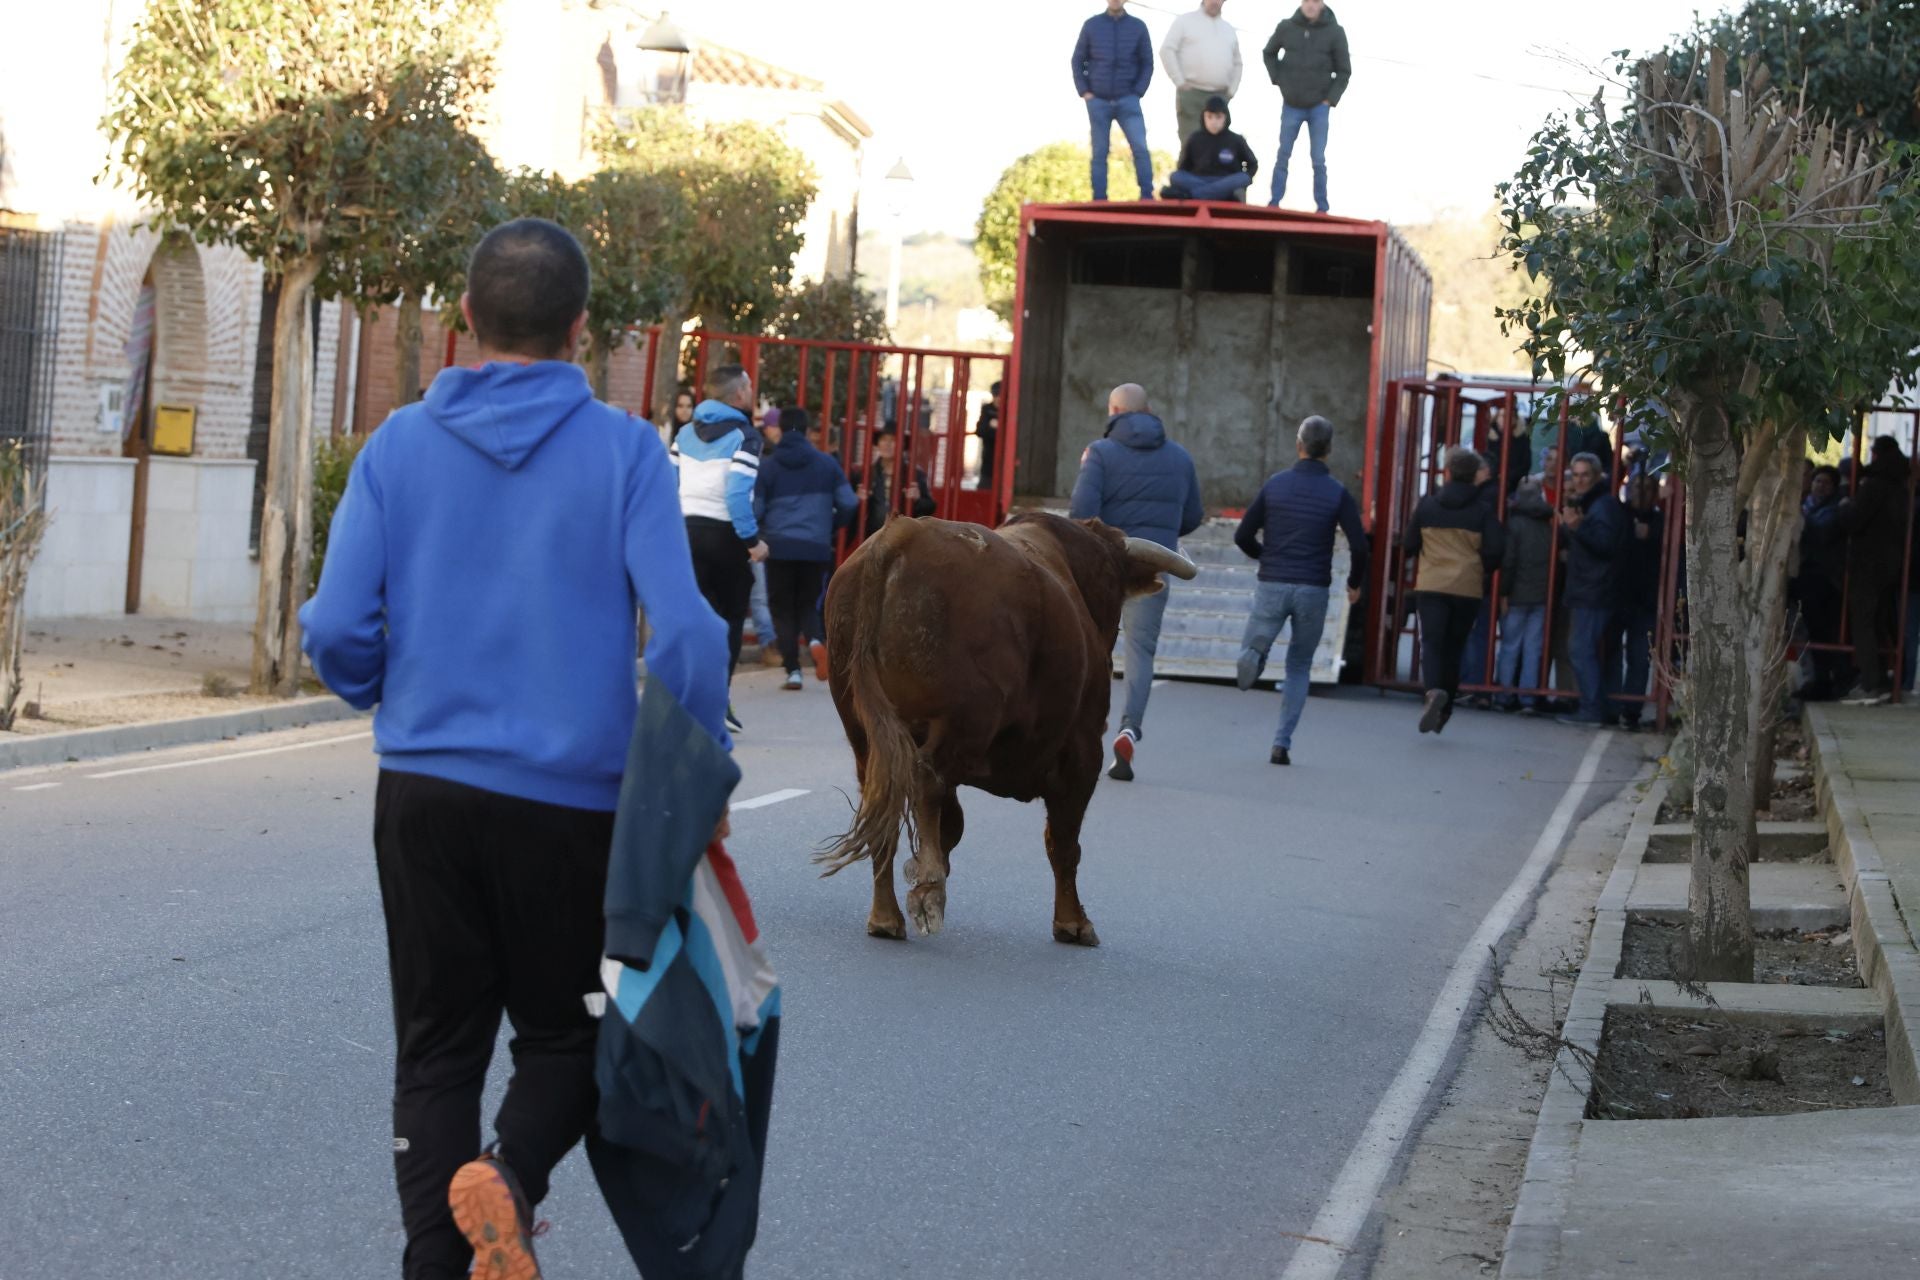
[1589,1008,1891,1120]
[1618,916,1861,987]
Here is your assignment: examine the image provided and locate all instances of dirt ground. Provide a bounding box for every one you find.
[1365,769,1649,1278]
[1590,1009,1893,1120]
[1618,917,1862,987]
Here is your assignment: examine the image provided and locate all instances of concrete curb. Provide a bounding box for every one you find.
[1806,704,1920,1105]
[0,696,363,774]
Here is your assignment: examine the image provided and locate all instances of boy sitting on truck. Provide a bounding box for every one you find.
[1163,95,1259,202]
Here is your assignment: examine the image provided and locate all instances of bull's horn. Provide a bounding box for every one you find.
[1125,537,1199,581]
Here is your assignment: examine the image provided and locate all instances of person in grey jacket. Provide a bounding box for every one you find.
[1261,0,1350,212]
[1495,480,1555,713]
[1069,382,1204,782]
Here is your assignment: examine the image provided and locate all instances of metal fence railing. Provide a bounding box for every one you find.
[0,225,64,482]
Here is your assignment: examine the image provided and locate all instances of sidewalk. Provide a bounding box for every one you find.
[4,616,269,737]
[1500,702,1920,1278]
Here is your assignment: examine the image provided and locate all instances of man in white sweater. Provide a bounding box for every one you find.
[1160,0,1243,147]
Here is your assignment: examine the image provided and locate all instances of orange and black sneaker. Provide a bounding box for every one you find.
[449,1152,545,1280]
[810,639,830,682]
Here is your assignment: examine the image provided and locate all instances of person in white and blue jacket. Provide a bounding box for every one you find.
[754,407,858,689]
[300,218,732,1280]
[672,365,770,734]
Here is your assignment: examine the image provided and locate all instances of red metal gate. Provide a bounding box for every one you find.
[1365,380,1919,720]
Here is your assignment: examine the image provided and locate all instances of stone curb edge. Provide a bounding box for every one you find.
[1805,704,1920,1105]
[0,697,364,774]
[1498,773,1666,1280]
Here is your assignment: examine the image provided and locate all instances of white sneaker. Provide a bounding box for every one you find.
[783,671,804,691]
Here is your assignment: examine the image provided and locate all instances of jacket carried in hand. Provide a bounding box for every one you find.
[1234,457,1368,589]
[753,435,857,563]
[590,678,779,1280]
[1068,411,1205,550]
[1499,484,1555,607]
[1262,5,1351,109]
[1072,9,1154,100]
[1405,479,1506,599]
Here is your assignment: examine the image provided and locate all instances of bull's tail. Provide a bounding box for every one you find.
[816,539,925,879]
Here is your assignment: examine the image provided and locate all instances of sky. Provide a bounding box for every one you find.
[697,0,1707,236]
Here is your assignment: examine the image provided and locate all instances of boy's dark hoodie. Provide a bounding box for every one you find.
[1177,96,1260,179]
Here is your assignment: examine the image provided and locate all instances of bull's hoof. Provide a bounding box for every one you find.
[1053,918,1101,947]
[906,883,947,936]
[866,914,908,941]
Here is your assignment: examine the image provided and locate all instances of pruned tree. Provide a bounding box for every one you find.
[1499,47,1920,980]
[106,0,496,695]
[594,108,818,409]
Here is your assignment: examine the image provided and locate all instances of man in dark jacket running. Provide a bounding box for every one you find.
[1165,94,1260,201]
[755,407,858,690]
[1072,0,1156,201]
[1404,448,1507,734]
[1233,414,1369,765]
[1261,0,1350,211]
[1070,383,1205,781]
[300,219,732,1280]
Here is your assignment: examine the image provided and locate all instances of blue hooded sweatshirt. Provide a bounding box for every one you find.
[299,360,731,811]
[672,400,761,541]
[753,433,858,563]
[1068,411,1206,550]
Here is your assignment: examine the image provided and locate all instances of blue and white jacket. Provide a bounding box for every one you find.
[672,400,761,540]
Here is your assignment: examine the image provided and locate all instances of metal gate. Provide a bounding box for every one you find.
[0,225,64,479]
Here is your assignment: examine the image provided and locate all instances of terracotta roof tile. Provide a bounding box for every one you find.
[691,42,822,94]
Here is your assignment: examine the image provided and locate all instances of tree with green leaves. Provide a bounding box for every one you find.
[1695,0,1920,143]
[1499,46,1920,979]
[974,141,1177,320]
[594,108,817,403]
[758,277,891,415]
[105,0,494,695]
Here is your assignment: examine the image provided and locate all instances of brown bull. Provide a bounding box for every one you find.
[816,511,1197,945]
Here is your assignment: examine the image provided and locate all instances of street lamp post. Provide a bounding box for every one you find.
[884,157,914,330]
[637,13,692,105]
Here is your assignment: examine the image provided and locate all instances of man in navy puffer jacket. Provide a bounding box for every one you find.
[1072,0,1156,202]
[754,407,858,689]
[1070,383,1204,781]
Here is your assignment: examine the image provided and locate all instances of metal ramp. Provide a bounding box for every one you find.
[1116,517,1353,686]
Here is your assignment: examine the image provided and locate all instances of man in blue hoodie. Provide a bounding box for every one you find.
[300,219,731,1280]
[672,364,770,734]
[1070,383,1205,782]
[754,406,859,689]
[1072,0,1156,202]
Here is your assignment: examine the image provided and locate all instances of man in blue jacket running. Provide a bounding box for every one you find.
[1072,0,1157,201]
[301,218,732,1280]
[1070,382,1205,782]
[1233,414,1370,765]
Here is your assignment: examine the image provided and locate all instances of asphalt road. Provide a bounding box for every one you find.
[0,671,1644,1279]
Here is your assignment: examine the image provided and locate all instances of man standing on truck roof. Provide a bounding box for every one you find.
[1070,383,1205,783]
[1261,0,1350,213]
[1232,415,1369,766]
[1161,0,1243,150]
[1072,0,1157,202]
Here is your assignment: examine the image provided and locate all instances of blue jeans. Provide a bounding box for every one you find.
[1569,606,1619,721]
[749,560,775,653]
[1271,103,1330,211]
[1610,606,1656,724]
[1088,95,1154,201]
[1495,603,1547,708]
[1118,584,1171,737]
[1239,581,1331,750]
[1168,169,1251,201]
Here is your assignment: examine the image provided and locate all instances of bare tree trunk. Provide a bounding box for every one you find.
[1681,396,1756,982]
[1741,428,1806,808]
[0,465,50,731]
[394,293,424,408]
[651,309,685,421]
[252,256,321,698]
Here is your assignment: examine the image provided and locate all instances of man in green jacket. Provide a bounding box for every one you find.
[1262,1,1351,212]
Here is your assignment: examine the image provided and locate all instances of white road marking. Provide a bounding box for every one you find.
[1277,730,1614,1280]
[732,788,810,811]
[12,782,60,792]
[1153,679,1169,688]
[88,731,374,780]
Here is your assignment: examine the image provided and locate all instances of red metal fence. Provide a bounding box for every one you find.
[1364,380,1919,721]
